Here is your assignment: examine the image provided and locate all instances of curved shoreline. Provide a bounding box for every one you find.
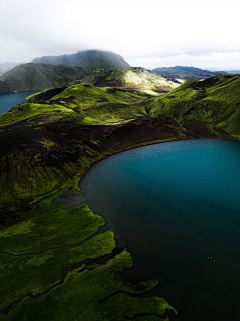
[0,114,236,217]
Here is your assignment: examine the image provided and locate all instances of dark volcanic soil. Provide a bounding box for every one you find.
[0,115,234,218]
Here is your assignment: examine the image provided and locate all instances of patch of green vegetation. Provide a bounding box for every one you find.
[145,74,240,137]
[89,139,100,145]
[39,138,55,148]
[0,205,104,255]
[79,293,178,320]
[0,84,152,127]
[0,184,177,320]
[0,80,12,95]
[4,248,174,321]
[0,63,91,95]
[0,231,115,309]
[0,146,91,214]
[48,83,122,107]
[104,68,178,91]
[19,178,82,220]
[100,86,151,102]
[25,89,50,101]
[0,103,76,127]
[80,101,145,124]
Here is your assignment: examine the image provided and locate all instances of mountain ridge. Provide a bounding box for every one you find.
[0,64,178,95]
[152,66,227,80]
[32,49,130,70]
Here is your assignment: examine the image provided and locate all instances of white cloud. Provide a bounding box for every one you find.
[1,0,240,70]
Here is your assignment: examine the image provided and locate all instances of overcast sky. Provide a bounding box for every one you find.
[1,0,240,71]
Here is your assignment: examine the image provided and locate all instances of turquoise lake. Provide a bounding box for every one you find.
[79,139,240,321]
[0,90,40,115]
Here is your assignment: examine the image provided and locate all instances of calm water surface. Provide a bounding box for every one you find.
[0,90,40,115]
[79,139,240,321]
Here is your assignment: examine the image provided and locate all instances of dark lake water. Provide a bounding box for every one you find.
[0,90,40,115]
[79,139,240,321]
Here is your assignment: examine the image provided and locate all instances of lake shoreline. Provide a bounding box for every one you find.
[0,90,40,115]
[79,139,240,321]
[0,114,237,217]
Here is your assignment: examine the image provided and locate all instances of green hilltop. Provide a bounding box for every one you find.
[144,74,240,138]
[0,73,240,320]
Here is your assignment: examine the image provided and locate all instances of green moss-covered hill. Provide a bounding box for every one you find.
[144,74,240,139]
[0,64,86,94]
[1,74,240,215]
[32,49,130,70]
[152,66,227,81]
[0,65,178,95]
[0,62,22,77]
[0,74,240,320]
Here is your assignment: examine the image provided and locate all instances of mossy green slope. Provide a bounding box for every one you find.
[0,64,88,94]
[144,74,240,138]
[2,75,239,132]
[0,204,105,254]
[0,83,150,127]
[80,294,177,321]
[0,102,77,127]
[0,192,177,320]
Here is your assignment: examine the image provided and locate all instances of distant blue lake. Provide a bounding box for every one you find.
[79,139,240,321]
[0,90,40,115]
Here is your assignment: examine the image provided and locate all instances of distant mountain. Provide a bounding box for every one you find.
[0,64,178,95]
[152,66,227,80]
[0,64,88,94]
[32,50,130,70]
[225,70,240,74]
[0,62,23,77]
